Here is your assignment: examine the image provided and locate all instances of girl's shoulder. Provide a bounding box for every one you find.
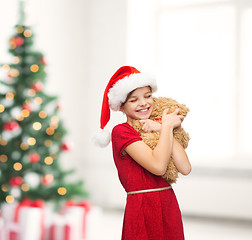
[113,122,134,133]
[113,122,130,131]
[112,123,141,138]
[111,123,142,150]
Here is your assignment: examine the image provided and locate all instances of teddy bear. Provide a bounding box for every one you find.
[131,97,190,184]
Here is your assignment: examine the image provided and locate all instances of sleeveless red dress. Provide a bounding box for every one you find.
[111,123,185,240]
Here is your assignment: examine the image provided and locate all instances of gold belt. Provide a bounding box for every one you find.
[127,186,172,195]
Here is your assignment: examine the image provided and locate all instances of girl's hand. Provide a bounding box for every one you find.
[139,119,161,133]
[161,108,184,130]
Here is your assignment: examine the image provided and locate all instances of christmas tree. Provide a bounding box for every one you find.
[0,1,87,205]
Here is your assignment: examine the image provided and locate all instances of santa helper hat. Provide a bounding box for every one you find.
[93,66,157,147]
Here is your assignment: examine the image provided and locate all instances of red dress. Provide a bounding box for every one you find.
[111,123,185,240]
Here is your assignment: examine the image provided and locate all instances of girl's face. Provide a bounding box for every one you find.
[120,86,153,124]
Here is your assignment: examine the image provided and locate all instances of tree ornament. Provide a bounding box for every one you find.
[31,81,43,92]
[24,173,40,188]
[9,37,17,49]
[22,103,32,112]
[41,174,54,186]
[15,36,24,46]
[5,195,15,203]
[30,64,39,73]
[0,104,5,113]
[57,103,62,110]
[57,187,67,195]
[61,142,71,151]
[16,26,24,34]
[13,56,20,64]
[40,57,46,65]
[29,153,40,163]
[11,187,21,198]
[3,121,19,131]
[8,69,20,78]
[9,176,23,186]
[24,29,32,38]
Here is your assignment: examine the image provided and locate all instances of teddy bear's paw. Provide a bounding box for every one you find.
[131,120,142,132]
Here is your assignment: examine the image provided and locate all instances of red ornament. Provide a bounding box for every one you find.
[29,153,40,163]
[3,121,19,131]
[31,82,43,92]
[15,37,24,46]
[57,103,62,110]
[22,104,32,112]
[40,57,46,65]
[41,174,54,186]
[9,176,23,186]
[61,142,71,151]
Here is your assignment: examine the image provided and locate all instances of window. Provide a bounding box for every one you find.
[127,0,252,168]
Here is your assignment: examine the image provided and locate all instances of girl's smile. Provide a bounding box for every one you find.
[136,106,151,114]
[120,86,153,124]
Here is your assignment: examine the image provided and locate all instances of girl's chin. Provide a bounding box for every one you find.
[136,113,151,120]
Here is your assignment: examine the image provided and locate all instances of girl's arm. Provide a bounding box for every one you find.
[125,108,183,176]
[172,138,191,175]
[137,114,192,175]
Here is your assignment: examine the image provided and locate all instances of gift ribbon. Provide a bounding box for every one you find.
[64,225,71,240]
[10,230,18,240]
[49,225,56,240]
[50,223,71,240]
[14,198,45,240]
[64,200,91,238]
[1,222,19,240]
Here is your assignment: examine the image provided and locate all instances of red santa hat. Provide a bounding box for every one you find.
[93,66,157,147]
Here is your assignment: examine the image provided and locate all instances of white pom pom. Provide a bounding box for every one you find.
[92,129,111,148]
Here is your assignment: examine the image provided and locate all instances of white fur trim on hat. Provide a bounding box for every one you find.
[108,72,157,111]
[92,128,111,147]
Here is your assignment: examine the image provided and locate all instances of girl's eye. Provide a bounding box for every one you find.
[145,94,152,98]
[128,98,137,102]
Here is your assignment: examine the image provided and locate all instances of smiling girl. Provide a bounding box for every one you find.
[95,66,191,240]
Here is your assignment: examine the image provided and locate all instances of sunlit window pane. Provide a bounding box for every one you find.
[127,1,252,168]
[240,9,252,158]
[157,6,236,164]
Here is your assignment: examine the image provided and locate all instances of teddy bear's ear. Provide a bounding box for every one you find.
[92,129,111,147]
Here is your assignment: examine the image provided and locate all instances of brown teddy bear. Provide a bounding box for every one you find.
[131,97,190,184]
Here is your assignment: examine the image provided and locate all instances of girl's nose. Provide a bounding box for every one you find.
[139,98,147,106]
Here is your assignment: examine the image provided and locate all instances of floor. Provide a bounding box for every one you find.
[87,208,252,240]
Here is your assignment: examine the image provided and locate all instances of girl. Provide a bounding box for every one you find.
[95,66,191,240]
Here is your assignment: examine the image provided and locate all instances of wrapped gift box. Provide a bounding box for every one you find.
[0,200,97,240]
[0,217,20,240]
[49,214,73,240]
[62,201,91,239]
[0,199,44,240]
[18,206,43,240]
